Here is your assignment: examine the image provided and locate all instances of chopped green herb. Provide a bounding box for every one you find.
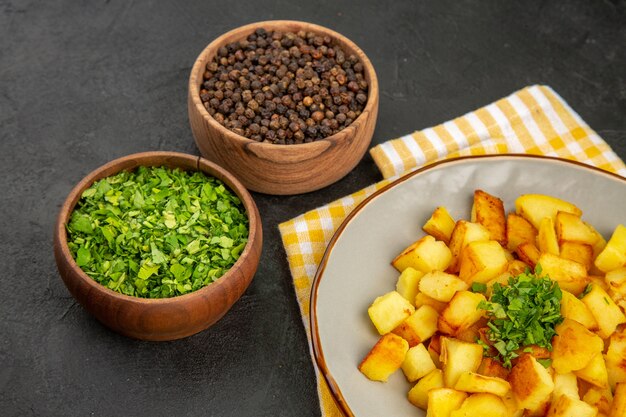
[477,266,563,368]
[579,284,592,299]
[537,358,552,368]
[471,282,487,293]
[66,166,249,298]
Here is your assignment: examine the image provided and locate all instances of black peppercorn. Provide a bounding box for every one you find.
[247,99,259,111]
[269,118,280,130]
[305,126,317,137]
[294,130,305,142]
[320,125,332,137]
[289,122,300,132]
[244,108,255,119]
[311,111,325,122]
[199,27,368,144]
[249,123,261,134]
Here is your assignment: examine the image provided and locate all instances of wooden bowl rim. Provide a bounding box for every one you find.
[54,151,261,306]
[188,19,379,152]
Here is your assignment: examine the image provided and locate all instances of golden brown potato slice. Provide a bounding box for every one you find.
[392,235,453,273]
[453,318,488,344]
[524,398,552,417]
[507,213,538,252]
[515,194,582,230]
[501,390,524,417]
[559,241,594,271]
[537,216,560,256]
[560,290,598,331]
[606,268,626,310]
[574,352,609,389]
[392,305,439,347]
[449,393,509,417]
[585,221,607,266]
[427,333,442,368]
[454,371,511,397]
[581,284,626,339]
[419,271,469,303]
[552,372,579,401]
[427,388,467,417]
[454,318,487,343]
[423,206,456,244]
[588,274,609,291]
[555,211,598,245]
[610,383,626,417]
[458,240,509,284]
[516,242,541,268]
[367,291,415,335]
[551,318,603,374]
[594,224,626,273]
[408,368,444,409]
[512,345,550,364]
[507,354,554,411]
[402,343,437,382]
[581,386,612,415]
[471,190,507,246]
[358,333,409,382]
[508,259,531,276]
[447,220,491,273]
[414,292,447,313]
[537,252,589,295]
[546,393,598,417]
[506,213,538,252]
[606,267,626,294]
[395,267,424,305]
[477,357,510,380]
[437,290,486,337]
[440,337,483,388]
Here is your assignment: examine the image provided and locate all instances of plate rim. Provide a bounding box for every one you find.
[309,153,626,416]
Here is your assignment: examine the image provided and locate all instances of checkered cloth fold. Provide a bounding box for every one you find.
[278,85,626,416]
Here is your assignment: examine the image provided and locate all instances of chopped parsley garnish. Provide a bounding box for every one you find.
[537,358,552,368]
[471,282,487,293]
[477,267,563,368]
[579,284,592,299]
[67,166,249,298]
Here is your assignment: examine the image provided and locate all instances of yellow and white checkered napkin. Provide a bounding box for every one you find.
[278,85,626,416]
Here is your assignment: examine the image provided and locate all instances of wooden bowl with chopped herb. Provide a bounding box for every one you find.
[53,151,262,341]
[188,20,379,195]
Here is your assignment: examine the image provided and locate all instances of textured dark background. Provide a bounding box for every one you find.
[1,1,625,416]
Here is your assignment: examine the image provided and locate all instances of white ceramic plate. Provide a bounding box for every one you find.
[310,154,626,417]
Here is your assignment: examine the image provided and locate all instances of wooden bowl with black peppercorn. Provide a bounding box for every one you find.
[188,20,379,195]
[53,151,262,341]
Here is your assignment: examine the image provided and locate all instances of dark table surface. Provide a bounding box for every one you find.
[1,1,625,416]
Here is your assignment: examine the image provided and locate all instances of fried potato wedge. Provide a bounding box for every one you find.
[358,333,409,382]
[508,354,554,411]
[368,291,415,335]
[506,213,538,252]
[472,190,507,246]
[423,206,456,244]
[515,194,582,230]
[551,319,603,374]
[447,220,491,273]
[392,235,453,273]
